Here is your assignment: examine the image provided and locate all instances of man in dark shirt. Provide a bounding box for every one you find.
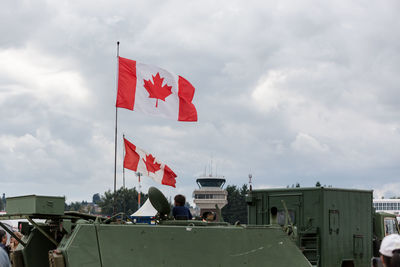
[172,194,192,220]
[0,230,7,252]
[0,229,10,267]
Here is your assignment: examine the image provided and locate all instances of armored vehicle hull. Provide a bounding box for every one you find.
[0,192,312,267]
[58,223,311,267]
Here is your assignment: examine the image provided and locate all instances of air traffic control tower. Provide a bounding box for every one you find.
[193,175,228,219]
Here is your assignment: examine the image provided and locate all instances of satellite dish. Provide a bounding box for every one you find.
[148,187,170,216]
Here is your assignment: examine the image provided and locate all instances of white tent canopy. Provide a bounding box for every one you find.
[130,198,157,217]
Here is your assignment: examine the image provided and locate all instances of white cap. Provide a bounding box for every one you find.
[380,234,400,257]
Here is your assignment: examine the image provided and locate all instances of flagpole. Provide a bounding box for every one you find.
[113,41,120,214]
[137,172,142,209]
[122,134,125,188]
[122,135,126,215]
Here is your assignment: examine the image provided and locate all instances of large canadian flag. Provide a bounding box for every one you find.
[116,56,197,121]
[123,138,177,188]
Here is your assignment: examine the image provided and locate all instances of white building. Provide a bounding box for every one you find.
[192,175,228,218]
[373,199,400,215]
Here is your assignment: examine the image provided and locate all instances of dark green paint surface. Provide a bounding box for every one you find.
[61,224,311,267]
[247,187,373,267]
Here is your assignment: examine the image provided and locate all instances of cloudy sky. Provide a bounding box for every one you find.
[1,0,399,203]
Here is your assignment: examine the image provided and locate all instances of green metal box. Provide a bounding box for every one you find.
[6,195,65,215]
[247,187,373,267]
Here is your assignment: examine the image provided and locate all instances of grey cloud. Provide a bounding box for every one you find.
[1,0,400,201]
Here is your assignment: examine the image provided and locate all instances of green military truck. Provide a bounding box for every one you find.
[1,186,397,267]
[246,186,400,267]
[0,188,313,267]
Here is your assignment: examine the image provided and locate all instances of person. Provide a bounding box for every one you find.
[202,211,215,222]
[0,230,10,267]
[10,232,23,251]
[379,234,400,267]
[172,195,192,220]
[0,247,10,267]
[0,230,8,253]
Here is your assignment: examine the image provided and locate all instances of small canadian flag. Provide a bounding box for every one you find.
[123,138,177,188]
[116,57,197,121]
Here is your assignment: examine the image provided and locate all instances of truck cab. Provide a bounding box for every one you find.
[373,212,400,257]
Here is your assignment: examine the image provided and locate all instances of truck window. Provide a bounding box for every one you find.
[384,217,399,235]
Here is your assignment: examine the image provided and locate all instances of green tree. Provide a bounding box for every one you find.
[65,201,87,212]
[222,184,249,224]
[99,187,148,216]
[0,198,3,211]
[1,194,5,211]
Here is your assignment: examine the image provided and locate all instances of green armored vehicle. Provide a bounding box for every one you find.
[0,187,311,267]
[247,186,400,267]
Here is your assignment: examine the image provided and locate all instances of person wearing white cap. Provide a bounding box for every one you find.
[379,234,400,267]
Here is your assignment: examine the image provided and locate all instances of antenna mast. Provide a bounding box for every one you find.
[248,174,253,191]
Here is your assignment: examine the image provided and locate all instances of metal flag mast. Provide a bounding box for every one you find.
[113,41,120,214]
[122,134,126,188]
[136,172,142,209]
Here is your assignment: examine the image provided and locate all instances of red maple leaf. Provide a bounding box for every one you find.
[143,73,173,107]
[142,154,161,174]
